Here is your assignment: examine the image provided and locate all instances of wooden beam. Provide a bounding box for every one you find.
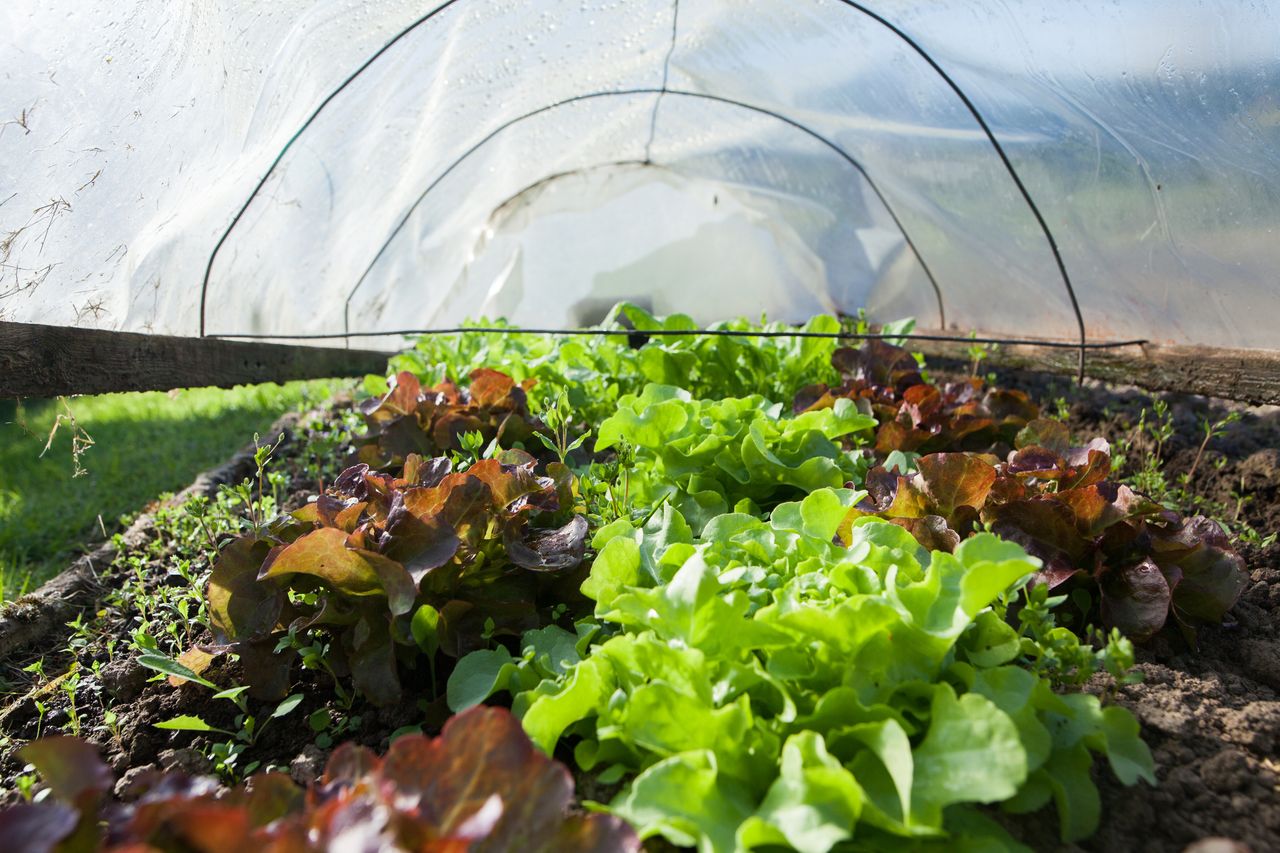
[908,331,1280,406]
[0,321,391,397]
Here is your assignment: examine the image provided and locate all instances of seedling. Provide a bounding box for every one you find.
[21,657,46,682]
[32,700,47,741]
[1127,397,1176,500]
[532,389,591,464]
[275,628,355,710]
[585,437,636,524]
[229,431,286,534]
[184,495,221,556]
[1186,410,1242,486]
[14,769,37,802]
[59,664,82,736]
[99,708,123,748]
[965,330,1000,378]
[455,429,497,466]
[139,652,303,779]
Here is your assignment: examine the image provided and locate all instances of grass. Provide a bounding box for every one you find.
[0,380,353,600]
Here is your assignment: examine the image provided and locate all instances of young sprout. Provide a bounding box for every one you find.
[60,665,82,736]
[1186,410,1241,487]
[139,652,304,781]
[965,331,998,378]
[533,389,591,464]
[457,429,489,465]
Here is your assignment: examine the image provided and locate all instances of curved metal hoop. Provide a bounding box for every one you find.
[201,0,1085,373]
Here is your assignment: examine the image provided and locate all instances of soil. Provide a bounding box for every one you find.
[1,366,1277,852]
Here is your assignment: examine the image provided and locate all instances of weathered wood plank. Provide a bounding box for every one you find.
[5,320,1277,405]
[909,332,1280,406]
[0,322,391,397]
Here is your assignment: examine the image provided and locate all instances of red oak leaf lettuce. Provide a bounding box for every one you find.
[0,709,636,853]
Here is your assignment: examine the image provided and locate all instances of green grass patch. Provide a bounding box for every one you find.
[0,380,351,599]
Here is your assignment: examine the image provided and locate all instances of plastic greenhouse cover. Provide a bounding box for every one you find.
[2,0,1278,350]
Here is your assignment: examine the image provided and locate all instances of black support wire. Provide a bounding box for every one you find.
[643,0,680,164]
[198,0,466,338]
[833,1,1090,381]
[207,326,1147,351]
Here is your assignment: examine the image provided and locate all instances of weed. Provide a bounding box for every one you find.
[965,331,1000,380]
[532,389,591,464]
[184,496,221,557]
[1002,583,1140,692]
[21,657,46,682]
[40,397,95,478]
[65,611,94,655]
[1186,410,1242,487]
[1052,396,1072,422]
[14,770,37,802]
[99,708,123,748]
[584,438,636,525]
[274,628,355,711]
[294,406,363,493]
[456,429,497,467]
[32,699,47,741]
[305,708,362,751]
[1125,398,1175,500]
[139,653,304,780]
[228,432,286,533]
[59,664,82,736]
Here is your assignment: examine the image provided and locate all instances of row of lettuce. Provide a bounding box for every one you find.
[9,305,1248,851]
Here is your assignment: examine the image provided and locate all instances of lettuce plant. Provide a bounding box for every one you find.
[797,340,1245,642]
[455,494,1154,851]
[357,368,550,469]
[0,708,637,852]
[206,450,588,705]
[847,422,1246,641]
[595,385,875,532]
[609,304,845,405]
[795,339,1040,455]
[385,304,847,426]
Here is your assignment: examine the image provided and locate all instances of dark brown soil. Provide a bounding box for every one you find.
[952,361,1280,852]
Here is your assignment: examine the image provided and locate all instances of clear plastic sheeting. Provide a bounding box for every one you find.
[2,0,1278,349]
[344,93,940,339]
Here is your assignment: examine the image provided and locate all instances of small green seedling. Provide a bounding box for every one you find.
[138,652,304,779]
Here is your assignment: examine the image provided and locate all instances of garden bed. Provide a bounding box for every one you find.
[1,321,1275,851]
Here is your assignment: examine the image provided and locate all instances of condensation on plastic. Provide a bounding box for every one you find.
[1,0,1277,349]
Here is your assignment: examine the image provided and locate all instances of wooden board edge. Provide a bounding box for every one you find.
[0,321,392,397]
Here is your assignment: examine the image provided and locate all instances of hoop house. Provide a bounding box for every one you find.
[3,6,1279,851]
